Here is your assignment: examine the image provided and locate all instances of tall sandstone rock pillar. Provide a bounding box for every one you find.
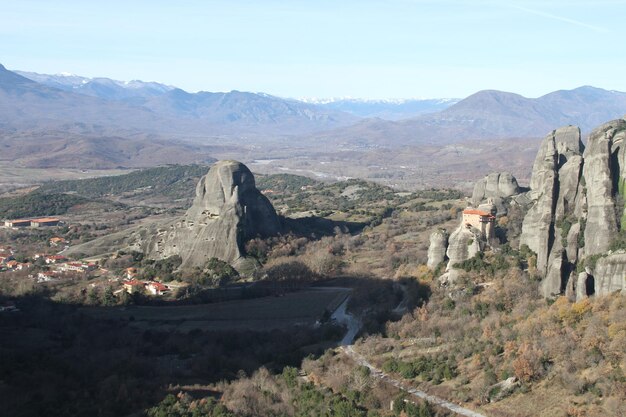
[144,160,281,269]
[521,119,626,298]
[520,126,585,297]
[582,120,626,255]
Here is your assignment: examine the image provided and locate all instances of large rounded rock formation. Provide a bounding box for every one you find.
[144,160,281,269]
[471,172,520,205]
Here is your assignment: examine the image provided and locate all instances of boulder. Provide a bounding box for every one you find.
[471,172,521,205]
[487,377,520,402]
[144,160,281,269]
[427,230,448,270]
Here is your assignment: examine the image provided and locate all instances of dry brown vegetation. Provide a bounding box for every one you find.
[356,265,626,417]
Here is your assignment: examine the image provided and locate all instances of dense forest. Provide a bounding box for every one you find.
[0,193,88,219]
[38,164,210,200]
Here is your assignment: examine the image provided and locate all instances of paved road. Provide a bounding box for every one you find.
[330,295,362,346]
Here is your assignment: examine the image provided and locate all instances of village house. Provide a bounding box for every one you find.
[44,255,67,264]
[123,279,145,294]
[4,218,61,228]
[5,260,19,270]
[58,262,96,273]
[462,208,496,239]
[37,271,58,282]
[125,267,138,280]
[59,262,85,273]
[146,281,170,296]
[30,218,61,227]
[4,219,31,228]
[49,237,67,247]
[15,262,30,271]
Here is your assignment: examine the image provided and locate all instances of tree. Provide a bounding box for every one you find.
[102,286,116,306]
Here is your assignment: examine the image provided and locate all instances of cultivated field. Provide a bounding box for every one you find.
[83,288,350,332]
[0,163,132,195]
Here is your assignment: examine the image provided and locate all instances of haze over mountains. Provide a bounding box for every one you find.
[300,97,459,120]
[4,63,626,177]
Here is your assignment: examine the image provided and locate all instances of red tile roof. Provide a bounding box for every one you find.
[463,209,492,216]
[32,218,60,223]
[148,282,169,291]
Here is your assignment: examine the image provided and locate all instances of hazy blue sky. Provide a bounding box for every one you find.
[2,0,625,98]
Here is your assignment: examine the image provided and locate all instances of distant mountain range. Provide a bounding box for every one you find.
[1,65,357,137]
[18,71,457,120]
[4,63,626,170]
[299,97,459,120]
[12,66,626,144]
[314,86,626,146]
[15,70,175,102]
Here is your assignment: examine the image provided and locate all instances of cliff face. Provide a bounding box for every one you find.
[520,119,626,298]
[144,160,281,269]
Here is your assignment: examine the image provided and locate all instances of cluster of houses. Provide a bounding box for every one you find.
[120,267,171,296]
[0,237,72,275]
[1,241,172,297]
[3,217,61,228]
[33,253,98,282]
[0,246,30,272]
[121,279,170,296]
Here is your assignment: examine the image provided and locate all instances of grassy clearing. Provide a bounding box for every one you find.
[83,288,349,331]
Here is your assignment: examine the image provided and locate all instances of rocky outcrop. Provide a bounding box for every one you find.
[519,126,586,297]
[427,230,448,269]
[143,160,281,269]
[443,226,482,283]
[592,253,626,296]
[576,271,592,300]
[471,172,520,206]
[519,119,626,298]
[582,120,626,255]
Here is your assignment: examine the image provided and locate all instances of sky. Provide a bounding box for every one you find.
[2,0,626,99]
